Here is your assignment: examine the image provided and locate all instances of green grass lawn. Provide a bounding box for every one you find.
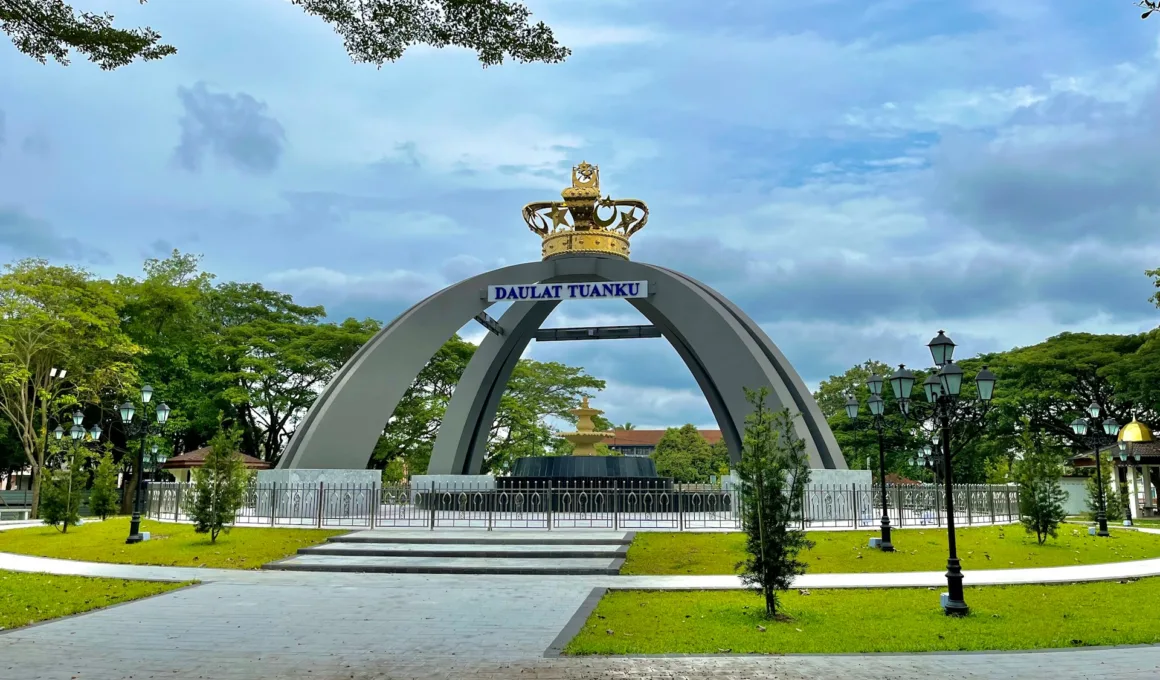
[620,524,1160,575]
[566,578,1160,654]
[0,569,189,631]
[0,518,345,569]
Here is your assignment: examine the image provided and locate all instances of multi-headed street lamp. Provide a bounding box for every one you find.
[844,384,897,552]
[915,435,944,486]
[886,331,996,617]
[1069,403,1121,537]
[121,385,171,544]
[52,410,92,531]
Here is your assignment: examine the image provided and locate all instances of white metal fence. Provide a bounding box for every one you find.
[144,481,1020,531]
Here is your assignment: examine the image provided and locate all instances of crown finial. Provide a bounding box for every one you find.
[522,162,649,260]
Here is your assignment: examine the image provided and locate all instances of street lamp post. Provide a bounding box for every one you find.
[888,330,996,617]
[916,437,943,486]
[122,385,171,544]
[65,413,86,528]
[52,411,92,532]
[845,384,895,552]
[1070,403,1120,537]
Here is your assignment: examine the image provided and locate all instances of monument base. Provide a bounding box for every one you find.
[505,456,668,489]
[257,469,380,486]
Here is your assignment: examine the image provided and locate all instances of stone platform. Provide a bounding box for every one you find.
[263,529,630,575]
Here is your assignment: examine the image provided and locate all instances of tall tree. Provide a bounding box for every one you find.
[986,332,1147,447]
[1,0,567,70]
[0,419,24,488]
[204,281,378,462]
[1103,329,1160,419]
[0,259,137,517]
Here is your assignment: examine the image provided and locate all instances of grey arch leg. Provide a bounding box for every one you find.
[429,292,741,475]
[428,299,559,475]
[277,261,554,470]
[652,265,845,469]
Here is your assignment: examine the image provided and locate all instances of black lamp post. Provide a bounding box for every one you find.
[915,436,943,486]
[844,384,894,552]
[888,330,996,617]
[1070,403,1120,537]
[122,385,171,544]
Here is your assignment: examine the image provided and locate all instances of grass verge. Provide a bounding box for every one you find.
[620,524,1160,575]
[0,569,189,631]
[566,578,1160,654]
[0,518,344,569]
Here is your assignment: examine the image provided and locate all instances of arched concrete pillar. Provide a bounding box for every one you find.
[279,255,845,471]
[276,261,554,470]
[426,257,846,473]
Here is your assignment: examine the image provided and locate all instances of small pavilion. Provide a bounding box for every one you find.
[161,447,272,483]
[1074,417,1158,519]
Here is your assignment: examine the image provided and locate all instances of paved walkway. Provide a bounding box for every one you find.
[2,571,1158,679]
[4,527,1160,678]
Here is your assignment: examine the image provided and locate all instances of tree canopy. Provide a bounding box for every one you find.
[813,326,1160,485]
[1,0,568,70]
[651,424,728,483]
[0,250,607,514]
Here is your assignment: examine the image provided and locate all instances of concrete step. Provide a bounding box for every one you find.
[264,554,623,575]
[300,542,627,559]
[326,529,631,546]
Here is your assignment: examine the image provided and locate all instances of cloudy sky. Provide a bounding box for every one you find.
[2,0,1159,430]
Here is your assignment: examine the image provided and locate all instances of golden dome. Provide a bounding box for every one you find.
[1118,418,1154,443]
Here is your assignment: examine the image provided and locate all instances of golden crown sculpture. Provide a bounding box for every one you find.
[522,161,649,260]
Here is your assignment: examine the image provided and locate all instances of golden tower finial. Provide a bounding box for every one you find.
[522,161,649,260]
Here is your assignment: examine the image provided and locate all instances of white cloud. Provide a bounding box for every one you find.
[265,266,437,302]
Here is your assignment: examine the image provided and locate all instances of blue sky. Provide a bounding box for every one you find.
[2,0,1159,430]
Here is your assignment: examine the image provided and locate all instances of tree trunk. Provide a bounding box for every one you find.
[121,467,139,515]
[29,464,41,520]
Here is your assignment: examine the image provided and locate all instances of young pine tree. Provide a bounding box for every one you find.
[87,445,120,520]
[39,450,88,533]
[736,387,813,619]
[1085,452,1124,522]
[1014,422,1068,545]
[184,428,250,542]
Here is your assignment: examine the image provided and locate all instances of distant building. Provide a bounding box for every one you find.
[161,447,272,483]
[606,429,722,457]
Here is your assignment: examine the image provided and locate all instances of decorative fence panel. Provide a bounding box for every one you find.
[143,481,1020,531]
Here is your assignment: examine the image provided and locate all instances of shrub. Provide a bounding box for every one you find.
[736,387,813,618]
[87,445,120,520]
[184,428,250,542]
[1014,424,1068,544]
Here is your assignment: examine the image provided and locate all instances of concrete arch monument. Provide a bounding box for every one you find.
[275,162,847,474]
